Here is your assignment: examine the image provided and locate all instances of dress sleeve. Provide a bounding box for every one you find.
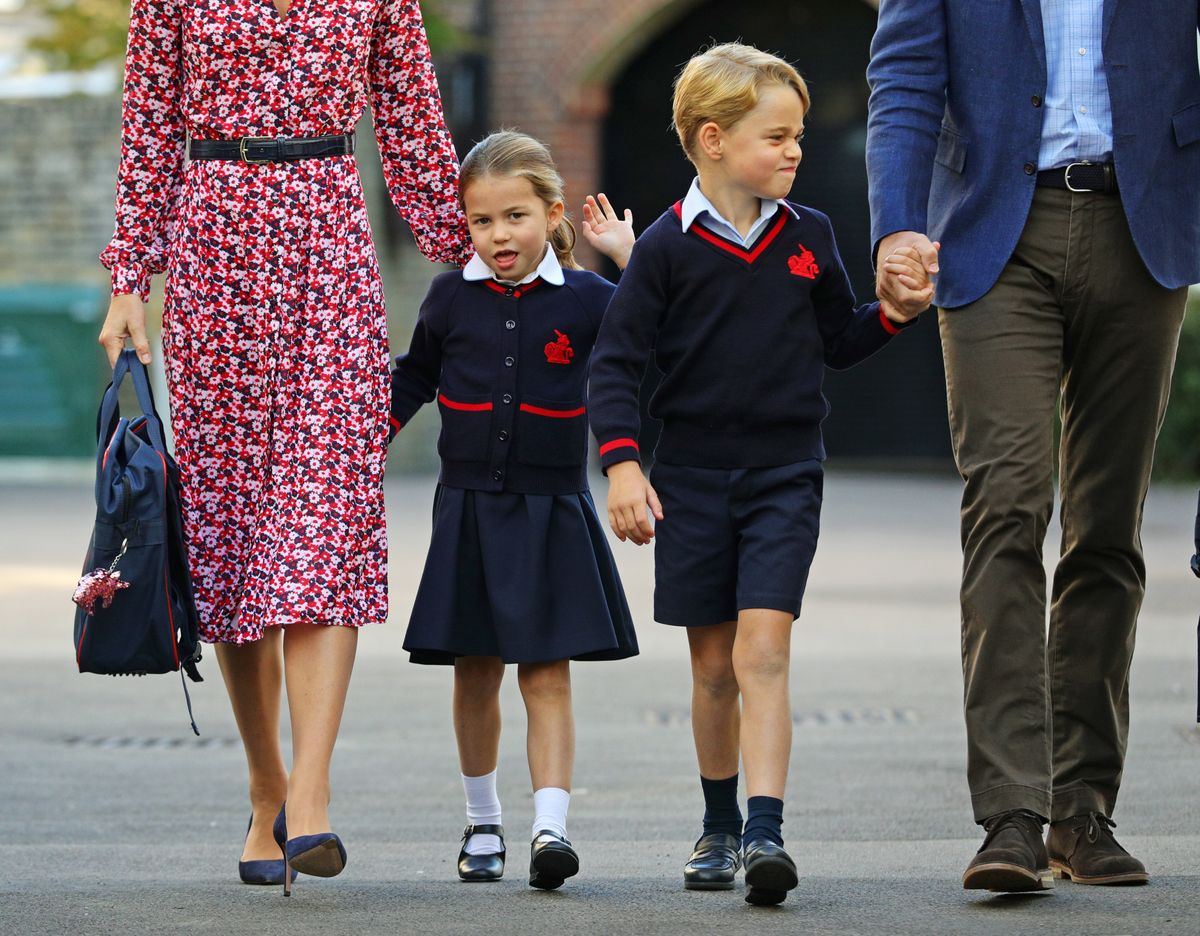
[367,0,473,266]
[98,0,187,302]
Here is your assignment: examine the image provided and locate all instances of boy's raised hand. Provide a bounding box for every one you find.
[582,193,635,270]
[605,460,663,546]
[879,242,939,323]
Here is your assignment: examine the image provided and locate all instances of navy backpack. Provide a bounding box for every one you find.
[73,350,203,732]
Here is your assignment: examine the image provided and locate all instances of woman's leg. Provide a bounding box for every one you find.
[280,621,359,838]
[214,626,289,860]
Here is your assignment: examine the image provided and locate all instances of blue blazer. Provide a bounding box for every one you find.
[866,0,1200,309]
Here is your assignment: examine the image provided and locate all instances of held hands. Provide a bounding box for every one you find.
[605,460,663,546]
[99,293,152,368]
[581,193,635,270]
[875,231,940,324]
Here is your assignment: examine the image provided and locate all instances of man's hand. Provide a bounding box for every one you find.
[98,293,152,367]
[879,243,938,322]
[605,459,663,545]
[875,230,939,322]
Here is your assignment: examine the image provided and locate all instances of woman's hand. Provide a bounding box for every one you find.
[581,193,635,270]
[98,293,152,367]
[605,460,663,545]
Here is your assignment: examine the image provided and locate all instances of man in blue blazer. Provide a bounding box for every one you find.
[867,0,1200,892]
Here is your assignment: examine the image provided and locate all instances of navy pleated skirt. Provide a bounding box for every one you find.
[403,485,639,665]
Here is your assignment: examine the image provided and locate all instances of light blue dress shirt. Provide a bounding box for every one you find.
[1038,0,1115,169]
[680,178,798,247]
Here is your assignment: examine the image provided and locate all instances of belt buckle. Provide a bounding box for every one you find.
[1063,160,1095,193]
[238,136,274,165]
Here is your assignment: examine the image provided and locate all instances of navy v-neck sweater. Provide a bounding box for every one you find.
[588,201,913,470]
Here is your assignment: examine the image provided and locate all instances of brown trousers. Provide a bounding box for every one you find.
[939,187,1188,823]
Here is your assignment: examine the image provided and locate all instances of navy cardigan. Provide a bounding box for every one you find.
[391,268,615,494]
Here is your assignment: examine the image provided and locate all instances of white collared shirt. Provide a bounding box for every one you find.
[680,177,799,248]
[462,244,565,286]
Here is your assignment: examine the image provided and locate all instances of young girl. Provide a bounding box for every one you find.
[389,131,639,890]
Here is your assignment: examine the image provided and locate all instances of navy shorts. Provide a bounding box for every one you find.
[649,459,823,627]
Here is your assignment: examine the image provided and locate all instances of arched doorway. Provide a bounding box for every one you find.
[599,0,953,465]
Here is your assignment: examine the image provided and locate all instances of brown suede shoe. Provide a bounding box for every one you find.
[1047,813,1149,885]
[963,809,1054,892]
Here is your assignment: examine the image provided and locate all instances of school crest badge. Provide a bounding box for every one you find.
[544,330,574,365]
[788,246,820,279]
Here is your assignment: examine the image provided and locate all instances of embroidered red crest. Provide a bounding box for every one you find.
[544,330,574,365]
[788,245,820,279]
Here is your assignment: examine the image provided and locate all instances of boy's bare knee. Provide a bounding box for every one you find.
[692,656,739,699]
[731,640,789,683]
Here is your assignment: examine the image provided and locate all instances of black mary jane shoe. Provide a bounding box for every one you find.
[528,829,580,890]
[457,824,506,882]
[683,832,742,890]
[742,839,799,906]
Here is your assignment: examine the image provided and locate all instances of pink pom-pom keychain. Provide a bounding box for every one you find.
[72,538,131,615]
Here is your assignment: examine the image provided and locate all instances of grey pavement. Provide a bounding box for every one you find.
[1,471,1197,936]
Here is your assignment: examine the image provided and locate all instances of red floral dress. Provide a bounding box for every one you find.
[100,0,472,644]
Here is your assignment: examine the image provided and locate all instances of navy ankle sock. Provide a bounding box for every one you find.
[743,795,784,847]
[700,774,743,839]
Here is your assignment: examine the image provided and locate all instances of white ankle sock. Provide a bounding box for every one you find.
[462,770,503,855]
[532,787,570,843]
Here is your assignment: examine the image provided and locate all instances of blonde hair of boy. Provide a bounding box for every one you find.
[672,42,810,165]
[458,130,582,270]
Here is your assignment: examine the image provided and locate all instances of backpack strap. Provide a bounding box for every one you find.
[99,351,168,453]
[180,667,200,736]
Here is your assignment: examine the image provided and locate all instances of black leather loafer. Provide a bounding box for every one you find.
[742,839,798,906]
[683,832,742,890]
[528,829,579,890]
[457,824,505,882]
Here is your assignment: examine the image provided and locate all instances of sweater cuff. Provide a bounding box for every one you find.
[599,437,641,472]
[110,264,152,303]
[878,305,919,337]
[388,414,403,445]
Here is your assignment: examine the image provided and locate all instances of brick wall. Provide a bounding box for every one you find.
[487,0,704,265]
[0,95,122,288]
[486,0,880,265]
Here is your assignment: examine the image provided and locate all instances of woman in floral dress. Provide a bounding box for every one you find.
[98,0,470,883]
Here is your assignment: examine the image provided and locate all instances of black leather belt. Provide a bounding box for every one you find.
[188,133,355,164]
[1036,160,1117,194]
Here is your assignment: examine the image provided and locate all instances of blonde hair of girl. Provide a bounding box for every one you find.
[459,130,582,270]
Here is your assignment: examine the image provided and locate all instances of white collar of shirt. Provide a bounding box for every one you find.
[462,245,565,286]
[680,177,799,248]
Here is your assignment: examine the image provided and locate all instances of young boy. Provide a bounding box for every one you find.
[588,43,934,905]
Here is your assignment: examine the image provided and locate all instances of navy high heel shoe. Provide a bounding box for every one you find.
[239,814,288,885]
[273,804,347,896]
